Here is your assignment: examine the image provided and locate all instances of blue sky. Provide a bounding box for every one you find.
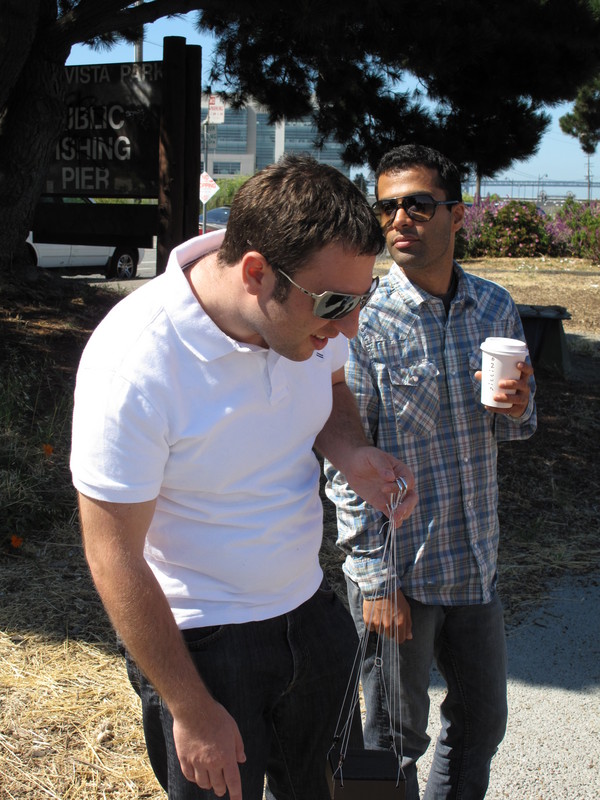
[67,13,597,194]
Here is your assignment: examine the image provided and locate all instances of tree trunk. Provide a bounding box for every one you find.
[0,30,69,281]
[474,172,482,205]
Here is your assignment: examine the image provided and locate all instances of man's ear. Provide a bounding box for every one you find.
[241,251,271,296]
[452,202,465,232]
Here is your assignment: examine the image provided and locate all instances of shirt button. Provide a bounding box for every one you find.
[463,456,469,463]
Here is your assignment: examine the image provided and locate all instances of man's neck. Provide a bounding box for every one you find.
[402,262,456,298]
[186,255,266,346]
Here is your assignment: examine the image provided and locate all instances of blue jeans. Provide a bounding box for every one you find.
[125,579,362,800]
[346,577,507,800]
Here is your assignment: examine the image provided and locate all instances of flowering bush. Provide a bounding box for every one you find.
[457,196,600,263]
[553,197,600,262]
[458,199,551,259]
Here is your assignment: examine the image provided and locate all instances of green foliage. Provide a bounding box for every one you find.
[206,176,250,209]
[559,76,600,155]
[458,196,600,264]
[93,198,157,205]
[459,199,550,258]
[554,196,600,262]
[200,0,600,175]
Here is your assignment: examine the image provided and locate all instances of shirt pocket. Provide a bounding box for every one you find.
[387,358,440,438]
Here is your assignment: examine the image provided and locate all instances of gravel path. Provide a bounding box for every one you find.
[418,574,600,798]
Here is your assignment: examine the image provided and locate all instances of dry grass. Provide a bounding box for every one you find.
[0,549,163,798]
[1,257,599,798]
[0,277,162,799]
[375,254,600,337]
[0,633,162,799]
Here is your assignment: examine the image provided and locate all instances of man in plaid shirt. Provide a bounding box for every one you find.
[326,145,536,799]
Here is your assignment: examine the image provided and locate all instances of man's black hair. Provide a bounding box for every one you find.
[375,144,463,202]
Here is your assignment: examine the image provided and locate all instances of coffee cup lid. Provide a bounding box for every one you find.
[480,337,528,355]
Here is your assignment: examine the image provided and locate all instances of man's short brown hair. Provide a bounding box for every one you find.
[218,154,384,299]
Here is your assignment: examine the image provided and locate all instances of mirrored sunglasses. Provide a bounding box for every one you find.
[277,269,379,320]
[372,193,459,223]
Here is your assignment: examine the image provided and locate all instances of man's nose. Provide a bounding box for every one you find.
[391,205,415,227]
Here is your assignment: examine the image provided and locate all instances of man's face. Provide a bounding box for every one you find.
[255,242,376,362]
[377,166,464,283]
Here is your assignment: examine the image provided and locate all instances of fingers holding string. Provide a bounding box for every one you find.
[387,475,418,525]
[395,476,409,503]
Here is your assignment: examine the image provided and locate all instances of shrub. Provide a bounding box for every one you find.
[460,199,551,259]
[553,197,600,262]
[457,195,600,263]
[206,175,250,209]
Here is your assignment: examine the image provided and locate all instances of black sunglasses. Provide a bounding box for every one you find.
[372,194,459,223]
[277,269,379,320]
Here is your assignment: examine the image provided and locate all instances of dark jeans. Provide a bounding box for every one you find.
[125,579,362,799]
[346,577,507,800]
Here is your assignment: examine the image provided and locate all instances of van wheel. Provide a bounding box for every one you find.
[106,248,138,280]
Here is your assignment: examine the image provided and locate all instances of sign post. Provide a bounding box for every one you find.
[200,171,220,234]
[203,94,225,177]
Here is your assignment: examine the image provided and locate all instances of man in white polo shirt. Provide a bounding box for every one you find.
[70,154,416,800]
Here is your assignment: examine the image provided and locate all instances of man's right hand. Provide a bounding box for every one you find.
[363,588,412,643]
[78,493,247,798]
[173,698,246,799]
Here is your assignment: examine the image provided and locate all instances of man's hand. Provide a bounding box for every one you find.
[343,444,418,525]
[363,589,412,643]
[317,373,418,523]
[173,698,246,798]
[475,361,535,418]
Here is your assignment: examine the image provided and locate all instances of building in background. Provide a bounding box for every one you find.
[201,99,349,177]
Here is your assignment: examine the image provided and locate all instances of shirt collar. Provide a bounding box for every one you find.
[162,230,263,362]
[386,261,477,310]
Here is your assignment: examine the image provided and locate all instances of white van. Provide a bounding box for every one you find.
[27,197,145,280]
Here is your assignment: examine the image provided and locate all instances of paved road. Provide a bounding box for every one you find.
[419,573,600,799]
[77,247,156,292]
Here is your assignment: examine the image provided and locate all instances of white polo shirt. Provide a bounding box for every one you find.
[71,232,348,627]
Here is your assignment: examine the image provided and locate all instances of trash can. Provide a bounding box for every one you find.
[517,304,571,378]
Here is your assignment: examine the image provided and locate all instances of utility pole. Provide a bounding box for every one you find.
[586,155,592,204]
[135,0,144,62]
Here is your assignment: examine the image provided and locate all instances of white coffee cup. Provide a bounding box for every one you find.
[480,337,528,408]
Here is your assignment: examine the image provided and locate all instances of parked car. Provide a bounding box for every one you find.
[27,197,145,280]
[198,206,230,234]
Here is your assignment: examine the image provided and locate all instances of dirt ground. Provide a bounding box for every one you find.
[1,256,599,798]
[377,254,600,335]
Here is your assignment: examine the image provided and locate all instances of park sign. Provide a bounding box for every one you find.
[43,62,163,198]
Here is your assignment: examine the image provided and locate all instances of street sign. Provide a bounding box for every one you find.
[205,124,217,149]
[200,171,219,204]
[208,94,225,124]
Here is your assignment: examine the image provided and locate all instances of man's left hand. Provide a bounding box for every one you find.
[343,446,417,525]
[475,361,534,418]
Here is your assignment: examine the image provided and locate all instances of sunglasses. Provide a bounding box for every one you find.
[372,194,459,223]
[277,268,379,320]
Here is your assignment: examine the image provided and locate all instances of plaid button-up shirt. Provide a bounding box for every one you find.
[325,262,537,605]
